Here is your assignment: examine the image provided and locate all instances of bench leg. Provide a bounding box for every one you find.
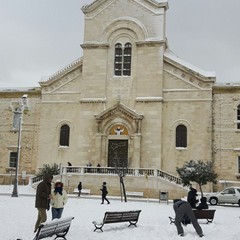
[206,219,213,224]
[54,236,67,240]
[93,225,104,232]
[169,216,175,224]
[128,221,138,227]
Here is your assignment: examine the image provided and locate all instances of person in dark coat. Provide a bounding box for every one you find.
[173,199,203,237]
[77,182,82,197]
[100,182,110,204]
[34,173,53,233]
[196,197,208,210]
[187,187,199,209]
[67,162,72,172]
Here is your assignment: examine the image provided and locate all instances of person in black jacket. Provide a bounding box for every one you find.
[34,173,53,233]
[173,199,203,237]
[187,187,199,209]
[196,197,208,210]
[100,182,110,204]
[77,182,82,197]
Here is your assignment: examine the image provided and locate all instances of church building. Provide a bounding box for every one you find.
[1,0,240,197]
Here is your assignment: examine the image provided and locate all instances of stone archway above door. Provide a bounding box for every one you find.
[94,101,144,168]
[95,101,143,134]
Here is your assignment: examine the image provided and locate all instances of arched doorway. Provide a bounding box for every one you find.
[108,124,128,167]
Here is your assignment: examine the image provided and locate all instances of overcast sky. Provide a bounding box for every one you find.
[0,0,239,88]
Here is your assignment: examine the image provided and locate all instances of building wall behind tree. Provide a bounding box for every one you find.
[0,90,41,182]
[213,87,240,183]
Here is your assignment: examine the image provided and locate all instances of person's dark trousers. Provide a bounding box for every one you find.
[101,196,110,204]
[174,202,202,236]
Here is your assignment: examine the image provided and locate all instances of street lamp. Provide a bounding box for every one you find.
[11,94,29,197]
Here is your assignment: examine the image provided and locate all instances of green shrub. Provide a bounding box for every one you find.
[36,163,59,178]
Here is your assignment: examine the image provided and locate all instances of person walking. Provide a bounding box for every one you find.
[50,181,68,220]
[100,182,110,204]
[77,182,82,197]
[173,199,203,237]
[34,173,53,233]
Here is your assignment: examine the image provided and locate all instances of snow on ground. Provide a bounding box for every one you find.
[0,185,239,240]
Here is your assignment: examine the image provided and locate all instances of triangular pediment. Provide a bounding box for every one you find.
[95,102,143,121]
[39,58,83,87]
[38,58,83,93]
[82,0,168,15]
[163,49,216,90]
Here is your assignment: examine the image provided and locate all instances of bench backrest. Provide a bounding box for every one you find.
[103,210,141,224]
[34,217,74,240]
[193,209,216,219]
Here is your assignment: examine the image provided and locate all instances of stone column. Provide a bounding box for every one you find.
[132,133,141,168]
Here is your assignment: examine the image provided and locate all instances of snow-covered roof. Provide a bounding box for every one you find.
[164,49,216,78]
[39,57,83,86]
[0,87,40,93]
[214,82,240,87]
[82,0,168,13]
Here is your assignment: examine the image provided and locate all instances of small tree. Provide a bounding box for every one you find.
[176,160,218,197]
[112,152,129,202]
[36,163,59,179]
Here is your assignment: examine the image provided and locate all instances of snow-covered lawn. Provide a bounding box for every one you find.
[0,185,239,240]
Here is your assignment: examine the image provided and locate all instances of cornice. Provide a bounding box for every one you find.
[39,57,83,87]
[164,55,215,83]
[82,0,168,14]
[79,98,107,103]
[0,87,41,97]
[136,39,167,47]
[135,97,163,102]
[95,102,143,121]
[81,42,109,49]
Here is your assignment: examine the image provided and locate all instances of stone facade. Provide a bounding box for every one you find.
[0,0,240,193]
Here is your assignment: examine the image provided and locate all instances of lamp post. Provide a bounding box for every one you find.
[11,94,29,197]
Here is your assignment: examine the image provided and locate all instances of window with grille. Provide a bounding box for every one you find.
[9,152,17,168]
[114,42,132,76]
[176,125,187,148]
[238,156,240,173]
[60,124,70,146]
[237,104,240,129]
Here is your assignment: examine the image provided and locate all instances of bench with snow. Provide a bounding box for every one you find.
[73,188,91,195]
[92,210,141,232]
[33,216,74,240]
[126,191,144,198]
[193,209,216,223]
[169,209,216,224]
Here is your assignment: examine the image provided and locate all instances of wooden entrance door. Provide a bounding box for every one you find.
[108,140,128,167]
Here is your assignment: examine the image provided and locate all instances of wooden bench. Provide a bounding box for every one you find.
[126,191,144,198]
[33,216,74,240]
[73,188,91,195]
[169,209,216,224]
[193,209,216,223]
[92,210,141,232]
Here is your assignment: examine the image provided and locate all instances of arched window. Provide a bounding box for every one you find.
[237,104,240,129]
[114,42,132,76]
[60,124,70,146]
[176,125,187,148]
